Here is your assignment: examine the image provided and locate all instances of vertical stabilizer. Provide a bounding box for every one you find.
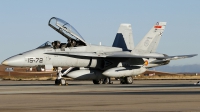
[112,24,134,51]
[132,22,166,54]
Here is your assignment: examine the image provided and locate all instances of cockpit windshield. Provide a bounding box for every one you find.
[48,17,86,45]
[37,41,52,48]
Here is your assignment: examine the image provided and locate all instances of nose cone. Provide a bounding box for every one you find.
[1,55,24,66]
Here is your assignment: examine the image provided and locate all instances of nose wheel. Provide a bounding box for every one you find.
[55,79,68,85]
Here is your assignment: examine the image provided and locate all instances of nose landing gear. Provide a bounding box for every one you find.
[55,78,68,86]
[55,67,68,86]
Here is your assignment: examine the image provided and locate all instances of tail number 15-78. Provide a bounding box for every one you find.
[28,58,43,63]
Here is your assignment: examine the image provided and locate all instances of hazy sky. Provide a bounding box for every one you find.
[0,0,200,66]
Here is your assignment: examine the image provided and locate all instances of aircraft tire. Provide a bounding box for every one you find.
[55,79,61,85]
[61,79,66,85]
[93,79,101,84]
[36,65,41,72]
[120,78,126,84]
[102,78,110,84]
[125,76,133,84]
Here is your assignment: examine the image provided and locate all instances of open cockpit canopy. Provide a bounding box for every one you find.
[49,17,86,46]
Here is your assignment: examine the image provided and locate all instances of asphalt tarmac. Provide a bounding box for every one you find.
[0,80,200,112]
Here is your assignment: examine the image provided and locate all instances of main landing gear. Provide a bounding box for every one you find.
[93,76,133,85]
[93,77,113,84]
[120,76,133,84]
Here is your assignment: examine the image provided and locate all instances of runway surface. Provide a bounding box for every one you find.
[0,80,200,112]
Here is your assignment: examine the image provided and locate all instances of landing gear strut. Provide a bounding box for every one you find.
[55,67,68,86]
[120,76,133,84]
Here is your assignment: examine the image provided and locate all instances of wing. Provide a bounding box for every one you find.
[45,51,166,58]
[45,51,197,60]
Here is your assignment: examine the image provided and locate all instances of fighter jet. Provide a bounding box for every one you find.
[1,17,197,85]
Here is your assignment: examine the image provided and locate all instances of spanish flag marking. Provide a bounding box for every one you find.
[154,25,162,29]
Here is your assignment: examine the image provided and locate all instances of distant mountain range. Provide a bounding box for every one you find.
[152,64,200,73]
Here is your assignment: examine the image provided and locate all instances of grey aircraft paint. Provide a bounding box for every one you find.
[1,17,197,83]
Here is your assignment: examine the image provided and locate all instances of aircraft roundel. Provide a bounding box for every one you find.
[144,60,148,66]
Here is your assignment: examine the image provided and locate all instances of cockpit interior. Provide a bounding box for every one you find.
[37,40,82,51]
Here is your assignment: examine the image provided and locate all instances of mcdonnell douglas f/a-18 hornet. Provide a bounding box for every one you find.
[2,17,197,85]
